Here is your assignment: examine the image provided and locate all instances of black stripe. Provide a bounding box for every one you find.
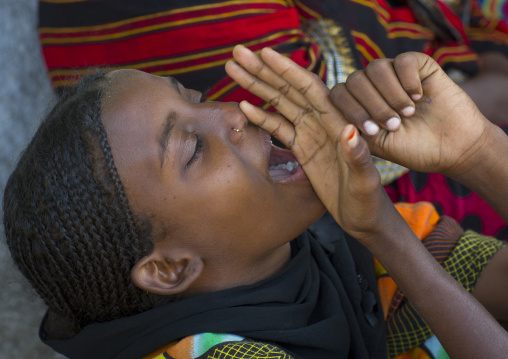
[39,0,232,28]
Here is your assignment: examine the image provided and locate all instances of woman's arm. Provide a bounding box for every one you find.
[329,52,508,224]
[226,46,508,358]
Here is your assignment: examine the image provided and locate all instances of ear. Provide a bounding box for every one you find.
[131,248,203,296]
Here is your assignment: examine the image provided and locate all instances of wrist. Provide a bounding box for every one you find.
[445,121,508,221]
[448,121,505,180]
[443,116,499,180]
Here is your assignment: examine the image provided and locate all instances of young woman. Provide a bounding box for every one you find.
[38,0,508,239]
[3,47,508,358]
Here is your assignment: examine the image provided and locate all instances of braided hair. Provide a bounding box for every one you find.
[3,72,170,333]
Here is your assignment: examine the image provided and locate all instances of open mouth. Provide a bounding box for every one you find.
[268,143,300,181]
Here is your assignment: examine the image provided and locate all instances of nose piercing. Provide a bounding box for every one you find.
[232,128,243,132]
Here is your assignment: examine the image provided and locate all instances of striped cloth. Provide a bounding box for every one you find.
[39,0,322,97]
[39,0,508,93]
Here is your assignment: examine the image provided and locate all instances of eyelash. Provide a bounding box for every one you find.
[186,134,203,168]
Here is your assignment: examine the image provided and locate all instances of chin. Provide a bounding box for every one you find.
[287,202,327,239]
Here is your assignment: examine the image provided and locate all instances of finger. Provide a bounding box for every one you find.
[340,125,381,194]
[231,45,311,109]
[393,52,424,101]
[226,60,316,127]
[365,59,416,119]
[239,100,296,148]
[345,70,402,132]
[259,47,334,115]
[330,83,381,136]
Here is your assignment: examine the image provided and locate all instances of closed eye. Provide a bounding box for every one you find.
[186,133,204,168]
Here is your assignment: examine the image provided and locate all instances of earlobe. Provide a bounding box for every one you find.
[131,251,203,296]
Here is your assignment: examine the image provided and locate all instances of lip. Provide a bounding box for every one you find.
[257,127,309,183]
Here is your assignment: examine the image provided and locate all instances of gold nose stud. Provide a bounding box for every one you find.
[232,128,243,132]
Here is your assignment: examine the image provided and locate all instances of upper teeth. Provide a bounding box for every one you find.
[269,161,299,172]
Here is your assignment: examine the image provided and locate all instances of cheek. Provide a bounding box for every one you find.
[190,167,273,227]
[202,171,269,215]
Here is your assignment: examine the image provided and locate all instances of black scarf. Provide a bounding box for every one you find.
[41,214,386,359]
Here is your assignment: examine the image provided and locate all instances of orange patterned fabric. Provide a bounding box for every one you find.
[375,202,440,320]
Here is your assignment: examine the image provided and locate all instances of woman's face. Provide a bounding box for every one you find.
[101,69,324,291]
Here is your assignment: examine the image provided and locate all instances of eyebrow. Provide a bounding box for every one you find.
[158,111,176,169]
[158,77,183,168]
[168,77,181,93]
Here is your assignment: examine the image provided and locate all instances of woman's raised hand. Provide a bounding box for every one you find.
[226,45,342,214]
[330,52,491,179]
[226,45,398,245]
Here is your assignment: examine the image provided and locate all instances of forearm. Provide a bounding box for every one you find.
[370,214,508,358]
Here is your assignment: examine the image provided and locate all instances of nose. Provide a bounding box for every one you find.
[226,102,248,145]
[204,101,247,144]
[223,102,248,131]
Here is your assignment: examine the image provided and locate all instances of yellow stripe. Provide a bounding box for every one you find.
[378,18,432,38]
[262,102,272,110]
[294,0,322,18]
[40,0,289,34]
[316,59,326,82]
[51,59,234,88]
[41,9,276,44]
[48,30,302,76]
[432,45,474,60]
[355,44,374,62]
[155,59,233,77]
[49,33,303,88]
[41,0,88,3]
[431,45,478,67]
[436,53,478,67]
[386,29,432,40]
[206,82,238,101]
[349,0,432,38]
[468,29,508,44]
[350,0,390,21]
[351,30,386,59]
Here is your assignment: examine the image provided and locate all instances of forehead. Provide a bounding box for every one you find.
[104,69,179,102]
[100,70,183,176]
[101,70,182,130]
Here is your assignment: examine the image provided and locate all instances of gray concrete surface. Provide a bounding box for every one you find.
[0,0,64,357]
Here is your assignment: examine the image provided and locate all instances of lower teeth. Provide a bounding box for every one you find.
[269,161,299,172]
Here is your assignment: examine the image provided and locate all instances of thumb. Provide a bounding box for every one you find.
[340,124,381,195]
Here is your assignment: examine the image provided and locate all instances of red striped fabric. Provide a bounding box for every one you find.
[39,0,508,91]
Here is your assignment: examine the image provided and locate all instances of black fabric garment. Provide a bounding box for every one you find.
[41,214,386,359]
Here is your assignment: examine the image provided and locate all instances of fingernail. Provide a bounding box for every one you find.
[385,117,401,131]
[411,94,422,101]
[239,100,254,113]
[363,120,379,136]
[348,127,359,148]
[401,106,415,117]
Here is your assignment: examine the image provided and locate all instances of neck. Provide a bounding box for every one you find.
[184,242,292,297]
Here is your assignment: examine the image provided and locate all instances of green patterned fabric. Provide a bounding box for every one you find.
[386,229,505,357]
[195,341,294,359]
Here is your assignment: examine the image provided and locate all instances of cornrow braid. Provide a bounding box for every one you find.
[3,72,170,333]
